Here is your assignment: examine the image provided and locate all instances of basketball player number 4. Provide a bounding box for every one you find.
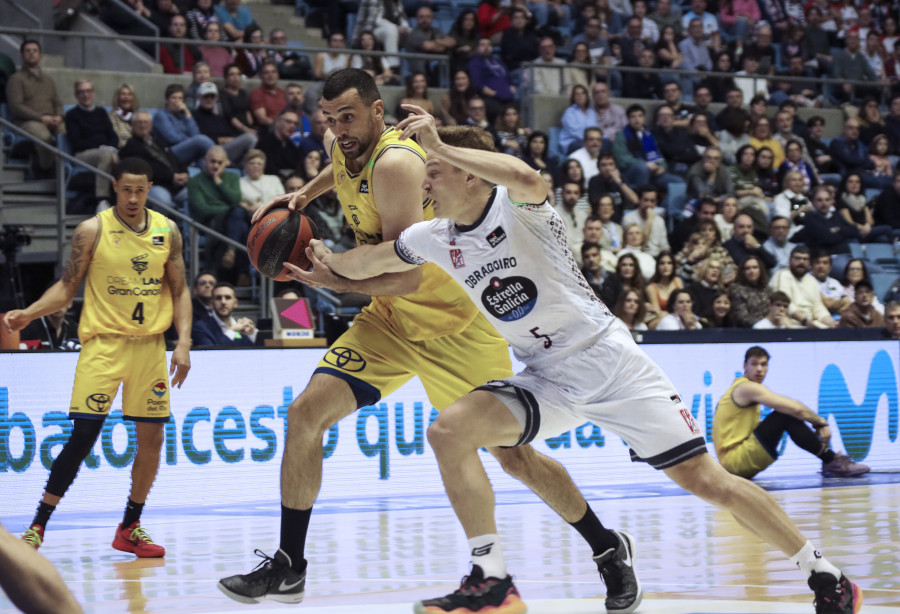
[529,327,552,349]
[132,302,145,325]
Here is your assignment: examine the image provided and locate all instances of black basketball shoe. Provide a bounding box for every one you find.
[413,565,526,614]
[217,548,306,604]
[808,571,863,614]
[593,530,642,613]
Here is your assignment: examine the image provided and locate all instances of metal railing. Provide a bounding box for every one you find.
[0,116,278,318]
[519,59,897,127]
[100,0,161,62]
[0,26,451,84]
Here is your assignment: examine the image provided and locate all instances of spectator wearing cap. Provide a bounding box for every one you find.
[193,81,257,166]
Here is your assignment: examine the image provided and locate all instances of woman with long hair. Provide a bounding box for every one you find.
[220,63,257,137]
[858,97,886,145]
[299,149,324,182]
[559,83,597,154]
[449,10,480,74]
[687,257,724,317]
[728,255,772,327]
[614,288,648,331]
[235,24,267,77]
[836,172,895,244]
[349,30,399,86]
[600,253,646,309]
[755,146,780,198]
[555,159,590,209]
[645,250,683,324]
[494,105,530,157]
[701,292,738,328]
[563,43,595,95]
[654,25,683,73]
[438,70,476,126]
[869,133,893,178]
[730,144,767,214]
[701,51,738,103]
[109,83,139,148]
[715,196,739,241]
[841,258,885,312]
[396,72,434,121]
[522,131,559,178]
[655,289,703,330]
[200,22,234,77]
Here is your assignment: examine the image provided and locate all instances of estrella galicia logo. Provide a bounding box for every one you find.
[86,393,111,413]
[151,380,168,398]
[324,347,367,372]
[131,253,149,273]
[481,276,538,322]
[359,179,369,194]
[152,235,165,245]
[486,226,507,248]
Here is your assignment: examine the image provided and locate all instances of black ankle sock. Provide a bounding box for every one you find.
[819,449,836,463]
[569,503,619,556]
[122,499,144,528]
[33,502,56,528]
[280,505,312,572]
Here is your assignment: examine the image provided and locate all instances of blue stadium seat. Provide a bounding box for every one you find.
[864,243,896,262]
[849,243,864,259]
[865,188,881,202]
[871,272,896,300]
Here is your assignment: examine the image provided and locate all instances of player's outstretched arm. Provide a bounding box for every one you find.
[733,380,829,434]
[250,163,335,224]
[3,218,98,334]
[165,222,192,388]
[397,104,548,205]
[284,239,417,285]
[0,523,83,614]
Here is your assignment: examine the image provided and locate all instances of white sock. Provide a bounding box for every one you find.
[790,541,842,579]
[468,534,506,579]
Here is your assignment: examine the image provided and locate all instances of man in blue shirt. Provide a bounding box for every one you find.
[152,84,215,167]
[215,0,254,41]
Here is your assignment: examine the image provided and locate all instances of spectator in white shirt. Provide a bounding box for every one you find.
[656,288,704,330]
[622,186,670,256]
[811,250,852,315]
[753,291,795,328]
[769,245,838,328]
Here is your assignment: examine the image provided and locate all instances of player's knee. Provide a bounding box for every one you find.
[65,419,103,461]
[286,397,333,439]
[136,424,164,452]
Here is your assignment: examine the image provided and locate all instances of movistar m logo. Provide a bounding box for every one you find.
[818,349,898,460]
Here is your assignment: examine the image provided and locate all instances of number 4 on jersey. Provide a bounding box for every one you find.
[132,302,145,325]
[529,326,552,349]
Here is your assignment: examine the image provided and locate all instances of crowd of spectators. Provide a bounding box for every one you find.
[7,0,900,339]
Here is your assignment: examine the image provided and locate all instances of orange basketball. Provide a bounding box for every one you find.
[246,209,319,281]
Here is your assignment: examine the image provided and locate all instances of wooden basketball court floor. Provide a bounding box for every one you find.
[2,474,899,614]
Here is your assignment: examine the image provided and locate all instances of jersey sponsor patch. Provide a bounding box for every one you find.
[86,393,111,413]
[450,248,465,269]
[359,179,369,194]
[323,347,367,372]
[152,236,165,245]
[679,408,701,434]
[486,226,507,248]
[481,276,538,322]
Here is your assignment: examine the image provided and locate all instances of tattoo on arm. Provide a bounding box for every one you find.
[167,226,187,294]
[62,224,91,292]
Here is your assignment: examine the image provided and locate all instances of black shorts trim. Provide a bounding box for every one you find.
[124,415,171,423]
[69,413,107,422]
[475,381,541,447]
[68,413,171,423]
[314,367,382,409]
[629,437,708,470]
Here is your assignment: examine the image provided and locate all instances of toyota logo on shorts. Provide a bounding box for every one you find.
[86,393,111,413]
[323,347,367,372]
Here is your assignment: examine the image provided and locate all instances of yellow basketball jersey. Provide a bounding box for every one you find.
[712,377,760,457]
[78,208,174,342]
[331,125,480,341]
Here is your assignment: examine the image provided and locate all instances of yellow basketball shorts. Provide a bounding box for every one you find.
[69,334,171,423]
[314,309,513,411]
[718,434,776,479]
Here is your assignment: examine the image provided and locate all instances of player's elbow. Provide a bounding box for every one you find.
[395,267,423,294]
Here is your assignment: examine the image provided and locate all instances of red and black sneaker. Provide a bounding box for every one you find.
[414,565,526,614]
[21,524,45,550]
[808,571,863,614]
[112,521,165,558]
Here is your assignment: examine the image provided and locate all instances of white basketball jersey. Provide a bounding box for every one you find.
[396,185,616,368]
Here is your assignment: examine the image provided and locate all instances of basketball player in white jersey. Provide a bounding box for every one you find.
[286,106,863,614]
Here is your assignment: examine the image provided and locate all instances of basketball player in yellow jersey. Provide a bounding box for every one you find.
[3,158,192,558]
[220,69,631,607]
[713,346,869,480]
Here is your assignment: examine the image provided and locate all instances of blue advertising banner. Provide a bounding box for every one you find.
[1,341,897,515]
